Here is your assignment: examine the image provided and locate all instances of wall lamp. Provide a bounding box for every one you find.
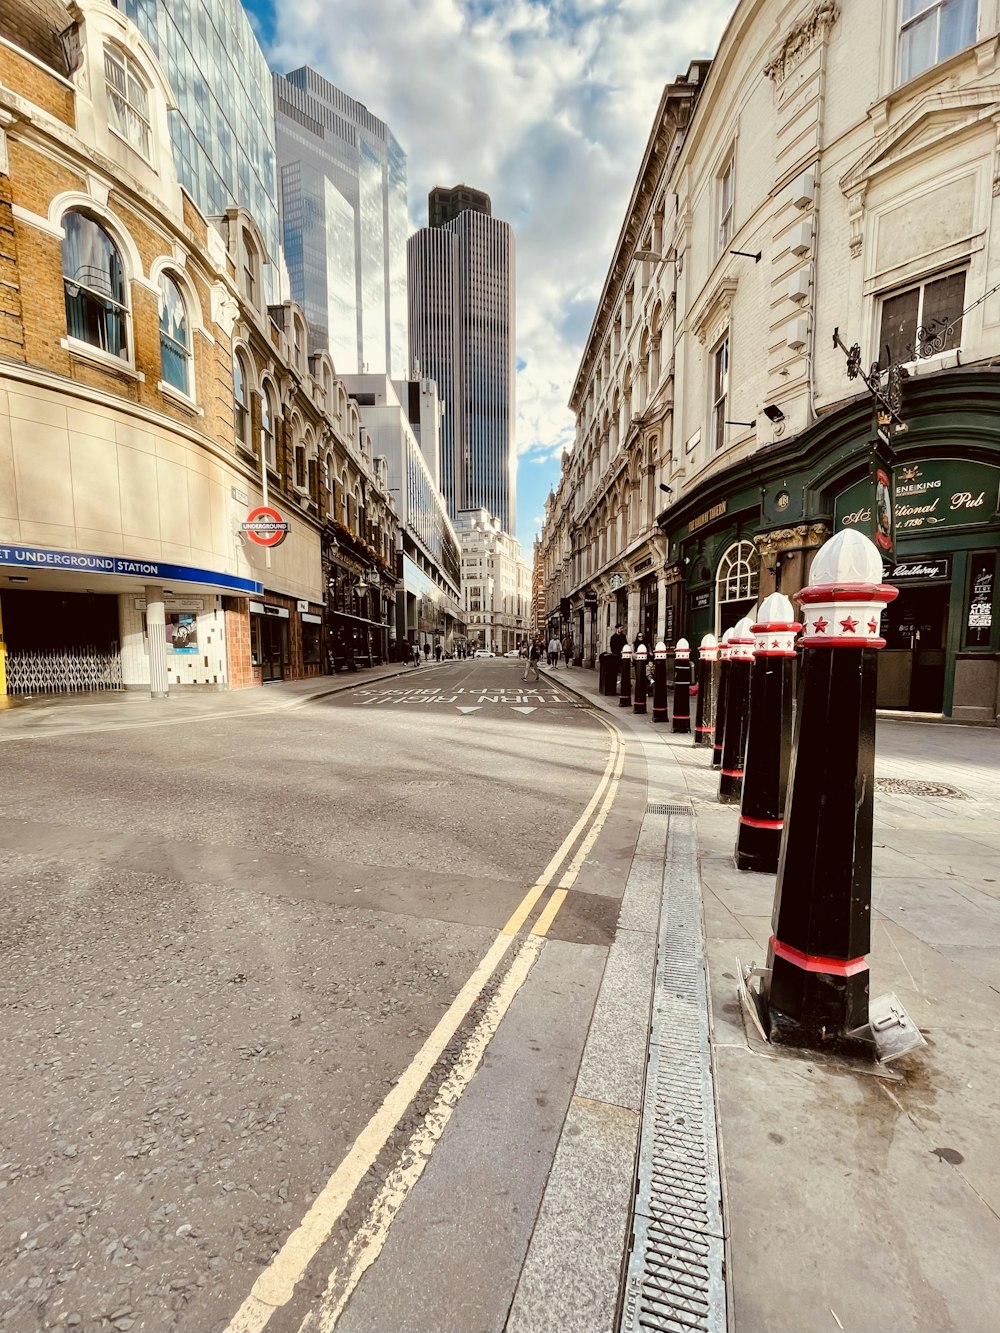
[634,249,682,272]
[725,420,756,429]
[659,483,673,494]
[762,403,786,423]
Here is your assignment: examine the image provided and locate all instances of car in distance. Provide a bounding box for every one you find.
[504,649,521,658]
[473,648,495,658]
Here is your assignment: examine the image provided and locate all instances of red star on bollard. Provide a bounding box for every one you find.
[839,615,859,633]
[867,618,879,634]
[812,617,828,633]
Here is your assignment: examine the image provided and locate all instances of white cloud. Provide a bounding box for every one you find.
[264,0,734,538]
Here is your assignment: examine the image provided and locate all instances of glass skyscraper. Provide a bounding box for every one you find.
[113,0,279,296]
[409,187,516,536]
[273,67,408,376]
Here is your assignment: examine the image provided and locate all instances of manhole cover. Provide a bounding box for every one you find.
[875,778,966,798]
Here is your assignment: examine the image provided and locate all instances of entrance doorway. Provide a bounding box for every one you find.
[878,583,949,712]
[251,612,289,682]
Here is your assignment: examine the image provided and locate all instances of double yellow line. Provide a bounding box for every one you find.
[227,712,626,1333]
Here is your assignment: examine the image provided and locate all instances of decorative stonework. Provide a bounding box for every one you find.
[764,1,840,84]
[755,523,830,559]
[691,276,738,347]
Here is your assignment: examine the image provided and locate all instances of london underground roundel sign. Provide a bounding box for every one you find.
[241,506,290,548]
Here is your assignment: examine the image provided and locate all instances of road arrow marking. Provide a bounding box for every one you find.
[456,706,481,714]
[511,706,537,714]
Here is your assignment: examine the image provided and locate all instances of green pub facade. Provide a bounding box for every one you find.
[661,370,1000,725]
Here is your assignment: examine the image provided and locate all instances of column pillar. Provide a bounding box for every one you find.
[656,576,668,642]
[627,582,641,643]
[144,585,170,698]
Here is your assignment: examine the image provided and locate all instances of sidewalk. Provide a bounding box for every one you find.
[0,660,438,739]
[535,663,1000,1333]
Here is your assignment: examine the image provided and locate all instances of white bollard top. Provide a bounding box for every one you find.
[809,528,883,587]
[699,632,720,662]
[675,637,690,660]
[635,641,649,660]
[731,615,756,662]
[753,592,800,657]
[621,640,633,659]
[801,529,898,648]
[654,639,668,660]
[719,626,736,660]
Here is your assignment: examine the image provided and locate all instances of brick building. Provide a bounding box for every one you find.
[0,0,396,695]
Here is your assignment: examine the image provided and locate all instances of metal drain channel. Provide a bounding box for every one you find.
[646,803,693,815]
[619,811,728,1333]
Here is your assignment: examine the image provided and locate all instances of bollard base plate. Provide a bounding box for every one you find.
[737,961,920,1079]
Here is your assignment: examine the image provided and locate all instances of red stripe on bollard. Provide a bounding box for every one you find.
[738,815,783,829]
[721,767,744,778]
[769,936,868,977]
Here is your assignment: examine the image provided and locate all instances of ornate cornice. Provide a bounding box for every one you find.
[764,1,840,84]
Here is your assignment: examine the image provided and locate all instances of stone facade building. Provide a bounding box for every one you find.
[539,0,1000,723]
[0,0,396,696]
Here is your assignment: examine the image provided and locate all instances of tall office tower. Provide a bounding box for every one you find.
[113,0,280,296]
[273,67,408,375]
[408,185,516,534]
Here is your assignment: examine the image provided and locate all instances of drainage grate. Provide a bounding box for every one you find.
[620,813,727,1333]
[646,803,693,815]
[875,778,966,798]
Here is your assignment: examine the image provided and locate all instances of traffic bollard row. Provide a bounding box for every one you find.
[711,627,735,770]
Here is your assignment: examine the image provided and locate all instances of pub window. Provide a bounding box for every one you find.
[62,212,129,359]
[302,619,322,665]
[898,0,978,85]
[260,385,277,469]
[964,551,995,649]
[242,228,260,309]
[878,268,966,366]
[104,44,152,161]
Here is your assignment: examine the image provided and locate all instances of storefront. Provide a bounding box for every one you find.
[833,455,1000,721]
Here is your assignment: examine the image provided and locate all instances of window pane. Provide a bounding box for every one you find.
[940,0,978,59]
[879,287,919,366]
[899,10,937,80]
[160,335,188,390]
[918,270,965,356]
[159,275,187,346]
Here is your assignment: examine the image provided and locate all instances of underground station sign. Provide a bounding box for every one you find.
[241,506,290,548]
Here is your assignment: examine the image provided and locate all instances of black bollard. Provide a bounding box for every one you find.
[671,639,692,733]
[736,594,800,873]
[632,642,648,715]
[694,633,719,749]
[651,640,669,723]
[618,641,632,708]
[711,627,735,769]
[718,614,756,804]
[762,531,898,1050]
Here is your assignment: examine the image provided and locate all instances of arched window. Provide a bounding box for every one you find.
[260,383,277,469]
[104,45,151,161]
[62,212,129,358]
[158,272,190,393]
[234,351,251,451]
[716,540,760,634]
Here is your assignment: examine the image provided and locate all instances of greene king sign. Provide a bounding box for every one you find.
[241,506,290,548]
[835,458,1000,538]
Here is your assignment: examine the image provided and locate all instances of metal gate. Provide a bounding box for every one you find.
[4,647,124,694]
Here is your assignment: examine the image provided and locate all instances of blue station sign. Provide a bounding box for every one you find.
[0,544,263,595]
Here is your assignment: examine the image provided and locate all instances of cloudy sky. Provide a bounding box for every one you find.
[245,0,735,553]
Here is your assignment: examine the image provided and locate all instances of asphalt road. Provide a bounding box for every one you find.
[0,661,645,1333]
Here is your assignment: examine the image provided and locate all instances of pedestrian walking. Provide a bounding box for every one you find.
[435,643,442,662]
[610,623,626,658]
[523,637,542,682]
[563,637,573,666]
[411,642,421,666]
[547,634,561,667]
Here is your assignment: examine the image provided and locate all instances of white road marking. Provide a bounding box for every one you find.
[456,706,481,714]
[511,706,537,714]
